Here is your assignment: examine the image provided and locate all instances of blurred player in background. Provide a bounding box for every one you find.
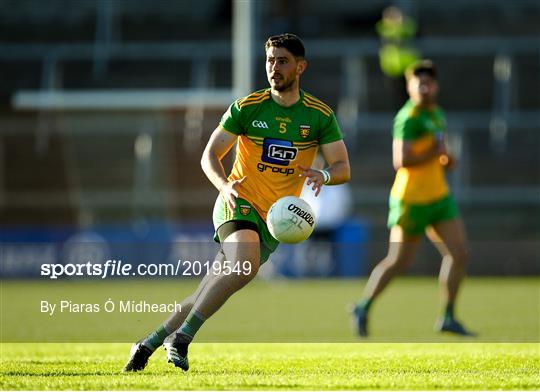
[352,60,474,337]
[124,33,350,372]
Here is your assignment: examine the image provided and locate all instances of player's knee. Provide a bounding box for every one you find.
[385,254,414,271]
[222,230,261,270]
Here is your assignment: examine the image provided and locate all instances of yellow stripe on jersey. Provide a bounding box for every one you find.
[237,93,265,105]
[240,91,268,101]
[304,95,332,113]
[222,195,231,220]
[303,99,332,115]
[303,93,333,113]
[246,135,264,146]
[295,139,319,149]
[238,92,267,104]
[239,91,270,108]
[296,142,319,150]
[294,139,318,146]
[239,95,270,108]
[303,101,331,116]
[302,96,332,116]
[238,90,268,103]
[248,136,315,145]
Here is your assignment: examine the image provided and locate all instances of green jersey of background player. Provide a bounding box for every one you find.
[352,60,474,338]
[123,33,351,372]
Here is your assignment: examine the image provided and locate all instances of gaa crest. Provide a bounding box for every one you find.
[239,205,251,216]
[299,125,311,138]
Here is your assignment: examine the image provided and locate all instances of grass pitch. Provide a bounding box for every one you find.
[1,343,538,390]
[1,277,539,389]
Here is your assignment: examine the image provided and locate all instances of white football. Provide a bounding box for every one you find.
[267,196,316,244]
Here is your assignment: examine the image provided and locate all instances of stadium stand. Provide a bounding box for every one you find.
[0,0,538,274]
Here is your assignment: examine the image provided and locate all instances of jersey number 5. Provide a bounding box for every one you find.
[279,122,287,134]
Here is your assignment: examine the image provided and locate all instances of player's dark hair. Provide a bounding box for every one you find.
[405,59,437,80]
[265,33,305,58]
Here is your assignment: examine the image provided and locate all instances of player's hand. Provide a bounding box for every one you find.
[439,154,456,170]
[220,176,247,211]
[297,165,324,197]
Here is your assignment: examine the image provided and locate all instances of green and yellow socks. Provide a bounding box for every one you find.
[142,325,171,351]
[142,309,207,350]
[357,297,373,314]
[176,310,207,343]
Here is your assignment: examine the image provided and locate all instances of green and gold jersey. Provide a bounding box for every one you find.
[390,99,449,204]
[219,88,343,221]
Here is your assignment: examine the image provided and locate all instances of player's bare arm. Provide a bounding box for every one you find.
[436,135,457,169]
[201,126,246,210]
[298,139,350,196]
[392,138,448,169]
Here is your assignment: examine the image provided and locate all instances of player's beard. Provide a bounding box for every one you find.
[272,76,296,92]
